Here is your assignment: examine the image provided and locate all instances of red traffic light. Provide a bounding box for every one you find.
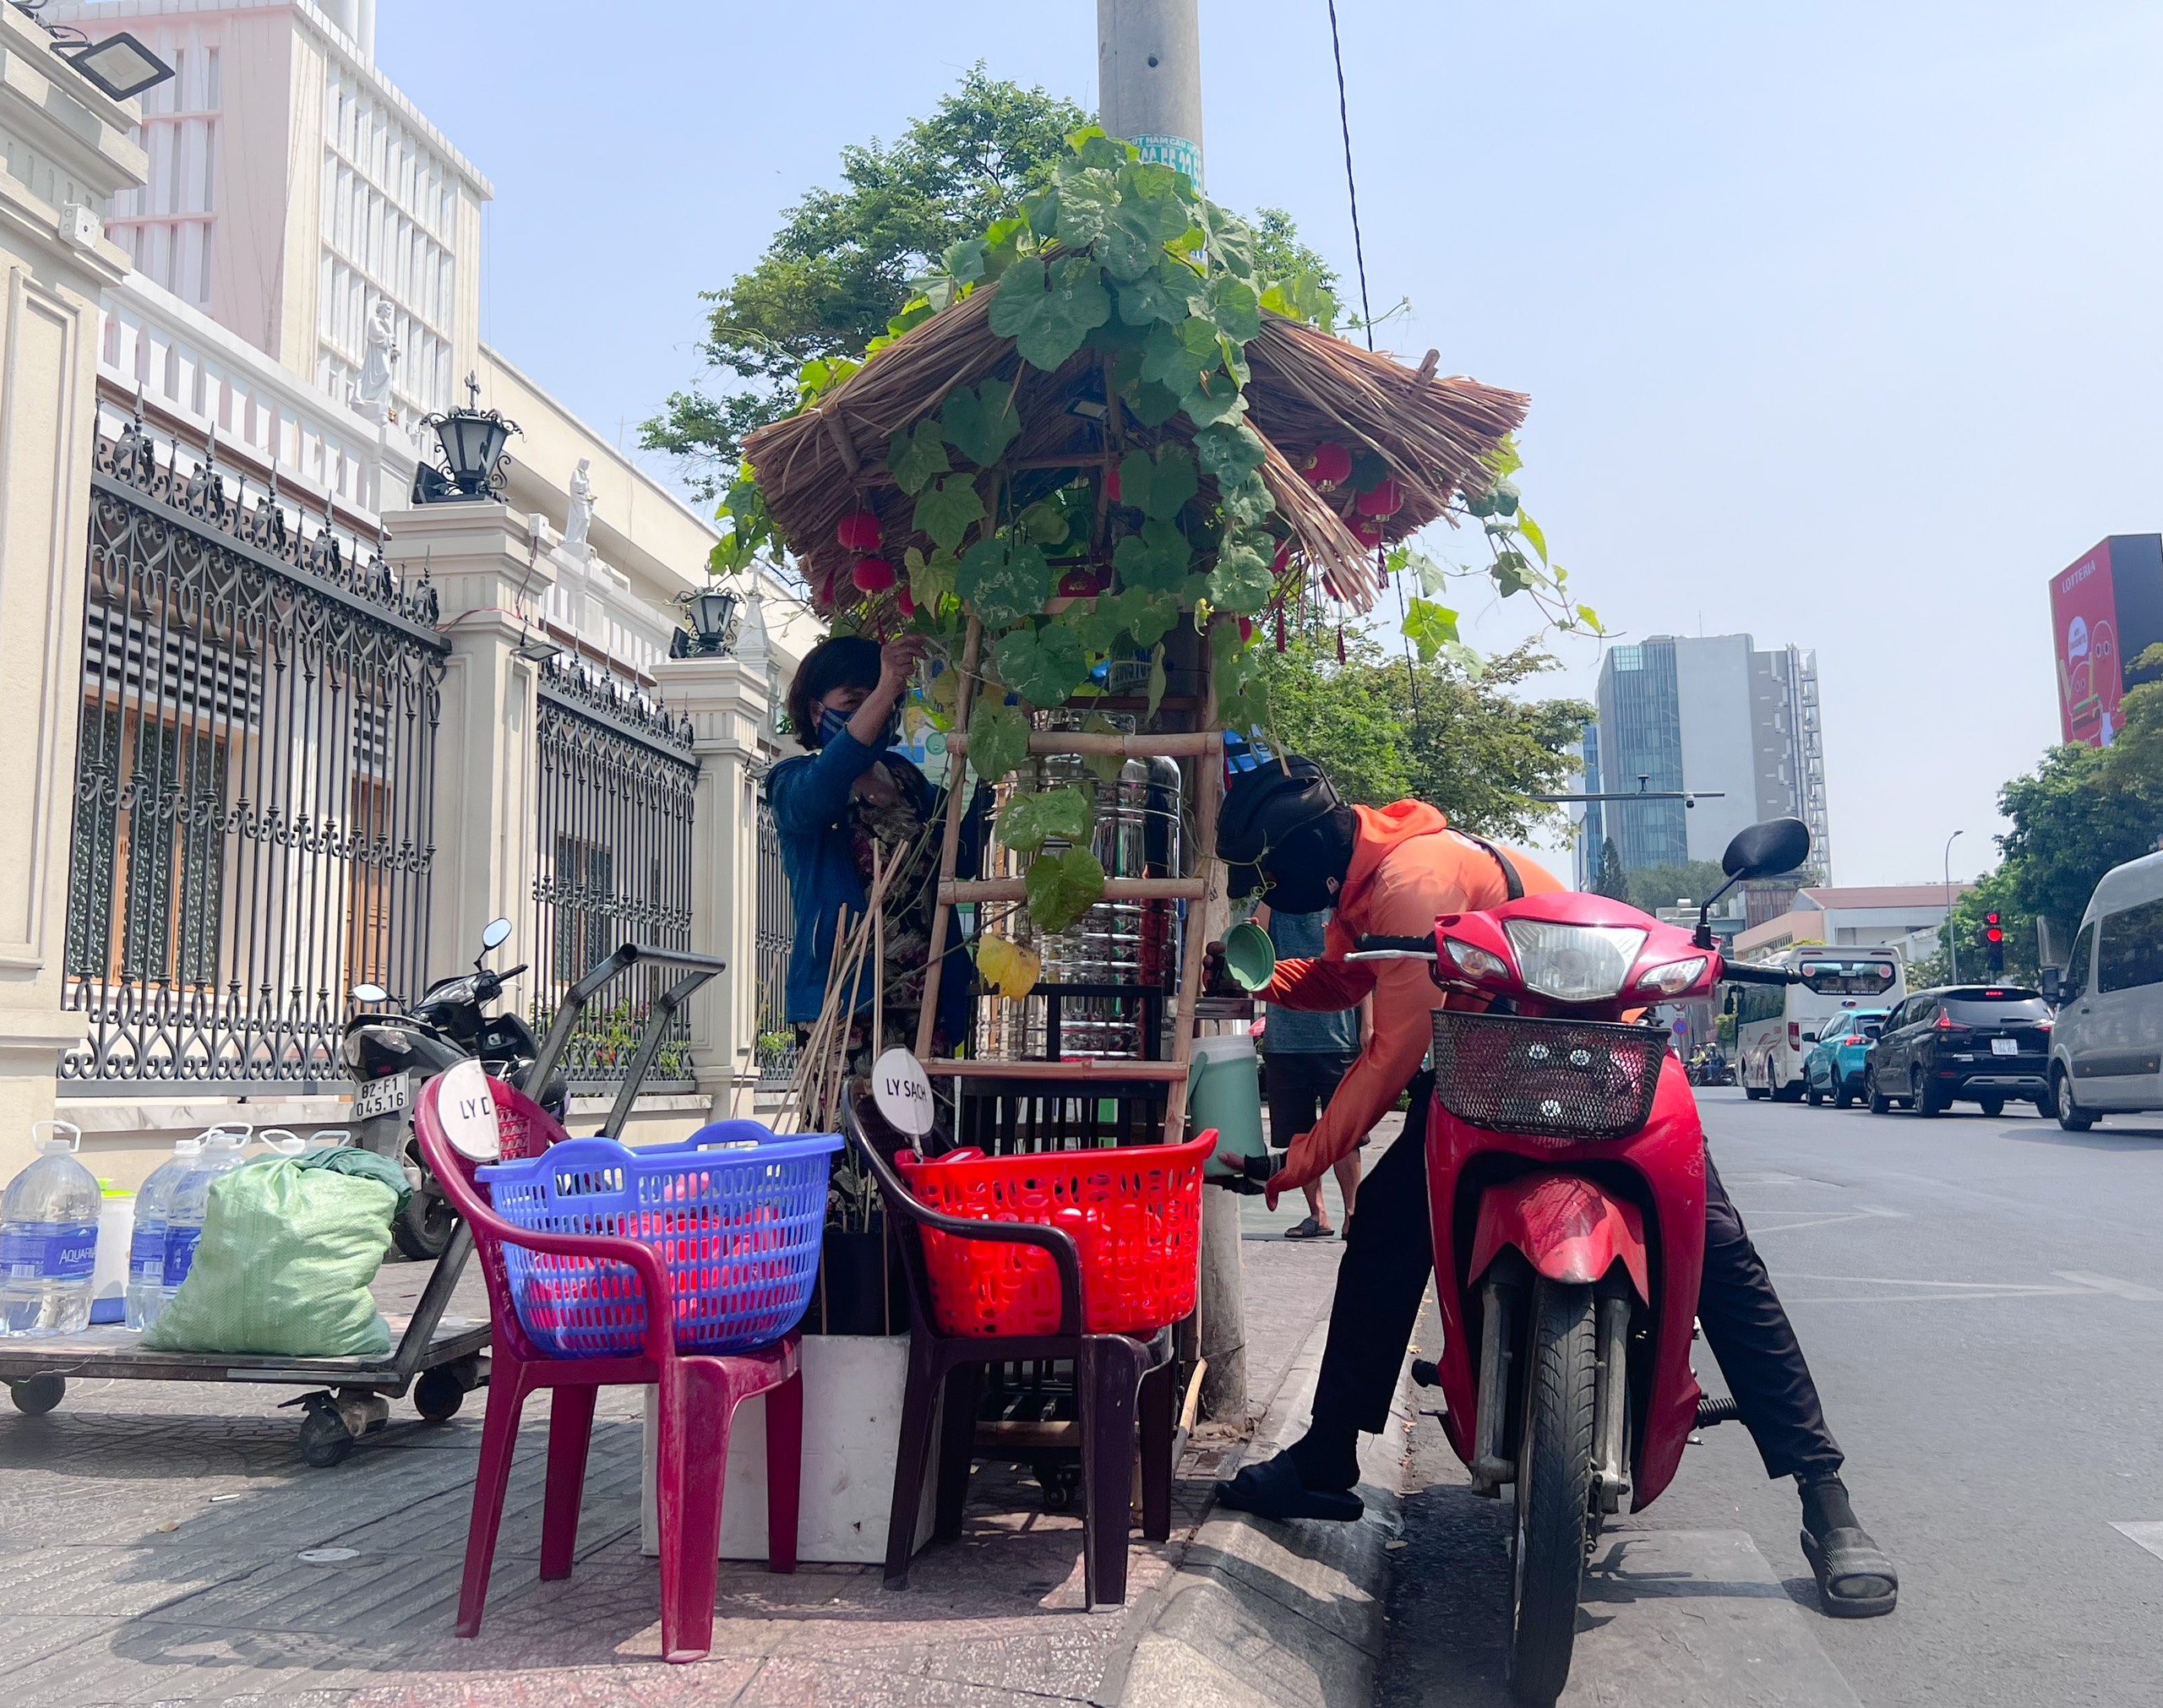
[1984,910,2004,944]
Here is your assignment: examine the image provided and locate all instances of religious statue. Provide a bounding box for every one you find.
[564,457,595,558]
[354,300,398,422]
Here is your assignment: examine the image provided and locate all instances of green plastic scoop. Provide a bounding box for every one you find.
[1222,921,1278,993]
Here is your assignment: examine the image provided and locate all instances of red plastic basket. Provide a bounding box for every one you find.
[895,1130,1217,1338]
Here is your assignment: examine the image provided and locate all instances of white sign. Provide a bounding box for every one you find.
[871,1047,936,1140]
[439,1059,502,1161]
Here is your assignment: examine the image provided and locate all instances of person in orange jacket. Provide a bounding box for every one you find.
[1209,758,1896,1618]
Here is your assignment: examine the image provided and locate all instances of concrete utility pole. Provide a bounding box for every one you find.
[1098,0,1206,188]
[1100,0,1247,1423]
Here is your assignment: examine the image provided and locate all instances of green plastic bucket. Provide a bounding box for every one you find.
[1191,1033,1268,1180]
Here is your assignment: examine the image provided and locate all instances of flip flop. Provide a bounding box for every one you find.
[1285,1216,1336,1240]
[1801,1526,1899,1618]
[1215,1450,1365,1522]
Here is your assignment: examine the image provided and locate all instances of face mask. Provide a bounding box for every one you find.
[820,704,900,749]
[1263,866,1337,916]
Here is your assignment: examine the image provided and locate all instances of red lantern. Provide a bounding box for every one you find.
[836,511,882,553]
[1103,466,1122,503]
[1237,616,1255,644]
[1271,536,1293,575]
[1275,608,1287,652]
[1354,476,1404,518]
[851,555,896,593]
[1348,518,1384,550]
[1302,442,1353,487]
[896,586,918,618]
[1058,568,1100,597]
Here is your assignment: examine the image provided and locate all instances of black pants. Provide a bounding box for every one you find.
[1311,1073,1842,1481]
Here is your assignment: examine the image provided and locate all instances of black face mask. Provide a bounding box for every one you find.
[1261,863,1337,916]
[1252,816,1348,915]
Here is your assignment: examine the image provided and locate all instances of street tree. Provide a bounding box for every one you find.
[1593,839,1630,901]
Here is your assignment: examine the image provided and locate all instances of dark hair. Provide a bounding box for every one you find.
[787,635,882,748]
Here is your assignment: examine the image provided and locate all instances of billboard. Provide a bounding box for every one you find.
[2051,536,2163,747]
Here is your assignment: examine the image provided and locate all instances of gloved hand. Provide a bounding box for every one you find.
[1261,1129,1326,1212]
[1202,940,1240,998]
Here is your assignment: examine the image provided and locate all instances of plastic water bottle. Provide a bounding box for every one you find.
[0,1121,102,1335]
[125,1136,202,1331]
[161,1129,250,1302]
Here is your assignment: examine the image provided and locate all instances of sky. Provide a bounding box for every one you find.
[378,2,2163,888]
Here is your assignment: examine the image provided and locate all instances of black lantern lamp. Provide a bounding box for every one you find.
[413,373,520,503]
[671,582,742,657]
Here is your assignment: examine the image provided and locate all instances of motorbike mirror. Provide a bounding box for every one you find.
[1721,817,1812,882]
[481,917,514,951]
[351,983,390,1004]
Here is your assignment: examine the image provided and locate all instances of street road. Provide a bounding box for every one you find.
[1376,1085,2163,1707]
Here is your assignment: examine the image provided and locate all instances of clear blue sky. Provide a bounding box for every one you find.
[380,2,2163,889]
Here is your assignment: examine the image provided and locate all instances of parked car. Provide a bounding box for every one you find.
[1802,1009,1888,1108]
[1865,986,2053,1117]
[2047,850,2163,1131]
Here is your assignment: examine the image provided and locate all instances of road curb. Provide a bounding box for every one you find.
[1101,1312,1420,1708]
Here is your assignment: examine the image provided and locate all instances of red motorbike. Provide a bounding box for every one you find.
[1352,818,1811,1705]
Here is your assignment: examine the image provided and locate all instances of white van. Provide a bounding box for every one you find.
[2049,851,2163,1129]
[1729,949,1907,1101]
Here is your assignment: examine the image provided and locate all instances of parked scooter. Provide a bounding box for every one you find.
[1354,818,1812,1705]
[1687,1045,1734,1086]
[340,918,565,1259]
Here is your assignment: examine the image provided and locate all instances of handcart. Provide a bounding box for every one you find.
[0,942,725,1466]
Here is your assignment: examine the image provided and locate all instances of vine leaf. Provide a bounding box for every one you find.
[997,784,1094,855]
[966,697,1031,785]
[975,933,1041,1000]
[1207,536,1275,613]
[956,533,1052,628]
[887,421,951,495]
[1081,711,1128,783]
[1146,644,1169,717]
[1113,518,1192,594]
[1125,379,1183,427]
[1116,444,1198,524]
[1026,846,1107,934]
[1179,374,1248,429]
[1207,273,1262,344]
[940,382,1022,468]
[993,622,1089,708]
[1403,596,1462,663]
[1140,318,1214,394]
[913,476,985,552]
[904,546,957,611]
[988,255,1113,372]
[1098,171,1194,281]
[1194,421,1266,486]
[1117,258,1205,328]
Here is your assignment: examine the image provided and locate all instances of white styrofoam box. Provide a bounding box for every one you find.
[640,1332,940,1565]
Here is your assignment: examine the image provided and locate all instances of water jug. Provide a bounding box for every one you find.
[90,1182,133,1325]
[0,1121,101,1335]
[161,1129,251,1299]
[1190,1033,1269,1182]
[125,1136,204,1331]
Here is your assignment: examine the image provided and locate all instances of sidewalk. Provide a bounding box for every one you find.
[0,1129,1404,1708]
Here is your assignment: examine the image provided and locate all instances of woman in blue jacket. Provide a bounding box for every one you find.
[767,634,982,1058]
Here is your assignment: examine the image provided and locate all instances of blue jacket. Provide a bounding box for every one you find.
[766,727,983,1046]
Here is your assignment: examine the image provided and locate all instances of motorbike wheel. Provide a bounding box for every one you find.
[1509,1279,1599,1706]
[361,1113,459,1261]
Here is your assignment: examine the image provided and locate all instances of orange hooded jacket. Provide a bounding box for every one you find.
[1258,801,1563,1204]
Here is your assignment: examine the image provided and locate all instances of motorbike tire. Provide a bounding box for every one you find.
[1509,1279,1599,1706]
[360,1112,459,1261]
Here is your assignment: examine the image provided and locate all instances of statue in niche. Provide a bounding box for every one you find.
[353,299,398,422]
[563,457,595,558]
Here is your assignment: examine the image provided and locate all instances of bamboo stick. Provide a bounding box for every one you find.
[913,616,983,1059]
[1162,619,1223,1143]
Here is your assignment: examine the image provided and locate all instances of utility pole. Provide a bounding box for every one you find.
[1100,0,1246,1424]
[1098,0,1205,188]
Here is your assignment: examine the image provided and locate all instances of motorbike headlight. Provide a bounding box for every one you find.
[1501,921,1648,1004]
[1444,937,1510,981]
[1633,956,1709,998]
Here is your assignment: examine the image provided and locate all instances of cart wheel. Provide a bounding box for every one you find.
[413,1368,466,1423]
[1036,1461,1082,1513]
[9,1374,63,1416]
[297,1404,354,1467]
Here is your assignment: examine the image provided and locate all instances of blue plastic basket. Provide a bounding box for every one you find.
[477,1120,841,1357]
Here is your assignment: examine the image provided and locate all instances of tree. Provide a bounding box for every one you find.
[1594,839,1630,901]
[1623,860,1730,917]
[644,70,1339,496]
[1255,623,1593,844]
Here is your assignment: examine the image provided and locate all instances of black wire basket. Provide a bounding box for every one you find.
[1430,1010,1668,1140]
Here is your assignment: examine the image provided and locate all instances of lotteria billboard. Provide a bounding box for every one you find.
[2051,535,2163,747]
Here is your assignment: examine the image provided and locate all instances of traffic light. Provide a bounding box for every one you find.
[1984,910,2005,976]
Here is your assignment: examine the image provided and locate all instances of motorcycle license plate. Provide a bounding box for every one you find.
[353,1073,411,1120]
[1991,1037,2019,1056]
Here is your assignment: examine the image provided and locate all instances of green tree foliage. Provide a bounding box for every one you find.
[1623,860,1730,917]
[1256,623,1593,844]
[643,73,1340,496]
[1594,838,1630,901]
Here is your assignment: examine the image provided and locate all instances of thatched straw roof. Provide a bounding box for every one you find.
[743,276,1528,617]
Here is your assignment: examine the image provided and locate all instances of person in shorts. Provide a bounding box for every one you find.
[1258,904,1363,1238]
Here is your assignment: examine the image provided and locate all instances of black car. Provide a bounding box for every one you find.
[1865,985,2053,1117]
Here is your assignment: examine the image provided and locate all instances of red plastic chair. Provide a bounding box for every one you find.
[413,1071,804,1663]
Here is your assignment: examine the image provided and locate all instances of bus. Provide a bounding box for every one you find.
[1728,949,1907,1101]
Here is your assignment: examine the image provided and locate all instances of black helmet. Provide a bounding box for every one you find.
[1218,756,1343,900]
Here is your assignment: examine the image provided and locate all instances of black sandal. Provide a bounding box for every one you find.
[1801,1525,1899,1617]
[1215,1450,1364,1522]
[1285,1216,1335,1241]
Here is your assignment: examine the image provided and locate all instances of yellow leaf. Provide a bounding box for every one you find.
[974,934,1041,1000]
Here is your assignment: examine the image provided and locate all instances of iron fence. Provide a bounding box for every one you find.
[62,418,446,1085]
[755,795,796,1083]
[531,660,698,1088]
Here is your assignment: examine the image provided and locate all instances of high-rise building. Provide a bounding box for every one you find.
[1577,634,1830,883]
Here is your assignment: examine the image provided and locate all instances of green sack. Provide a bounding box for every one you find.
[143,1157,398,1357]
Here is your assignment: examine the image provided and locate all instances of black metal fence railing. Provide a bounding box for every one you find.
[531,662,698,1089]
[61,419,447,1085]
[755,795,795,1084]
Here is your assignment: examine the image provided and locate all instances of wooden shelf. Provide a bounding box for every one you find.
[940,875,1205,905]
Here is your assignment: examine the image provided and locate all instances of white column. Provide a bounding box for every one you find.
[651,640,773,1117]
[377,502,557,976]
[0,9,147,1171]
